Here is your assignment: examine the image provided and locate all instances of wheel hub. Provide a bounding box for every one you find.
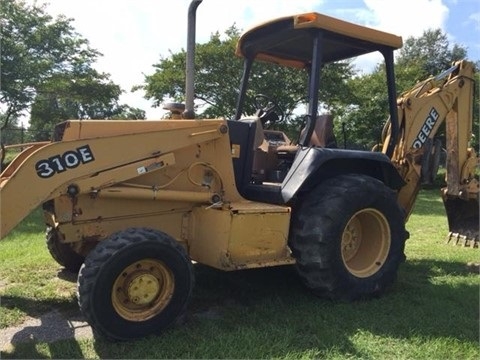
[342,218,362,262]
[112,259,174,321]
[341,208,391,278]
[127,273,160,305]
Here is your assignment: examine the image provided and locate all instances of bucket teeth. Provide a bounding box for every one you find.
[446,232,479,248]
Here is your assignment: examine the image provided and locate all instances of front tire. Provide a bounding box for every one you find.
[77,227,194,341]
[46,227,84,273]
[289,174,407,301]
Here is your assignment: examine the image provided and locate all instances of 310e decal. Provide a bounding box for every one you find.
[35,145,95,178]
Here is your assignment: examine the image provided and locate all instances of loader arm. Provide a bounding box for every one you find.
[384,60,478,244]
[0,119,237,240]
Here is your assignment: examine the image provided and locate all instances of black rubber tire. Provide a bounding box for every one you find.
[46,227,84,273]
[289,174,407,301]
[77,227,194,341]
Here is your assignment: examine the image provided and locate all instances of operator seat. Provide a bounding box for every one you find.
[276,114,337,159]
[237,117,270,183]
[238,117,265,150]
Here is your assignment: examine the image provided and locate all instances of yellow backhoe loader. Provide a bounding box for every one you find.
[0,0,477,341]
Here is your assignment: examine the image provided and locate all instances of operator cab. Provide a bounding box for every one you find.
[230,12,404,203]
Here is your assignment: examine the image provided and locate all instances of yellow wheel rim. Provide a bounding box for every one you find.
[341,208,391,278]
[112,259,175,321]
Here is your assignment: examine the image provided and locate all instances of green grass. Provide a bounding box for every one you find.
[1,188,479,359]
[1,148,21,165]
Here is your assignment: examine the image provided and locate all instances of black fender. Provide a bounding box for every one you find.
[280,147,405,203]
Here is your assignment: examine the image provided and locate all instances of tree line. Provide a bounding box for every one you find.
[1,0,478,149]
[1,0,146,143]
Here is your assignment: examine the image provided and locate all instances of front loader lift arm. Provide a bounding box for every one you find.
[0,120,234,240]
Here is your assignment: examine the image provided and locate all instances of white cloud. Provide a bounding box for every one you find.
[22,0,457,118]
[363,0,448,37]
[341,0,449,73]
[470,11,480,29]
[27,0,327,118]
[467,12,480,59]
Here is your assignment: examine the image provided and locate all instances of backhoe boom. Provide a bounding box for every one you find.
[388,60,478,246]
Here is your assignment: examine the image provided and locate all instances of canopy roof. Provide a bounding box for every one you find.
[235,12,403,68]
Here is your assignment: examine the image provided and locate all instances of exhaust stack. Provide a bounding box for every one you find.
[183,0,203,119]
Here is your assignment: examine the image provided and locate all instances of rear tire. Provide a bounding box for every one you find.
[46,227,84,273]
[289,174,407,301]
[77,227,194,341]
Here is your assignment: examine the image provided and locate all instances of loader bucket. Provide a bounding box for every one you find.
[443,195,479,248]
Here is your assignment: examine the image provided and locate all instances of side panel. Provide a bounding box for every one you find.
[190,202,293,270]
[53,195,191,246]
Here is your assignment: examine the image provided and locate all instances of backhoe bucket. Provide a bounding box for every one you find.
[443,195,479,248]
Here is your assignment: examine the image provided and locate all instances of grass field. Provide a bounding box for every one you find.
[0,187,479,359]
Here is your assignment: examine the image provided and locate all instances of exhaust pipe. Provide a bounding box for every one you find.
[183,0,203,119]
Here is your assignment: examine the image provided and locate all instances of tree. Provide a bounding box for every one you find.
[140,26,252,119]
[29,72,146,140]
[472,66,479,151]
[111,106,146,120]
[396,30,478,151]
[141,25,475,150]
[337,29,472,149]
[396,29,467,81]
[0,114,21,144]
[140,25,356,137]
[1,0,145,139]
[1,0,96,128]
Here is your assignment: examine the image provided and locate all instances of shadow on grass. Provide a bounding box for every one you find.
[0,295,87,359]
[2,259,478,359]
[93,259,478,359]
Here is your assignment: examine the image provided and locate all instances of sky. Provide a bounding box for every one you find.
[26,0,480,119]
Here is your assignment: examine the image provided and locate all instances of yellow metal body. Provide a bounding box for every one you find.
[1,119,294,270]
[190,202,292,270]
[385,60,478,222]
[1,11,477,282]
[236,12,402,69]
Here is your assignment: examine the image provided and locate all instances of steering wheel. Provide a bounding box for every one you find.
[254,94,285,128]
